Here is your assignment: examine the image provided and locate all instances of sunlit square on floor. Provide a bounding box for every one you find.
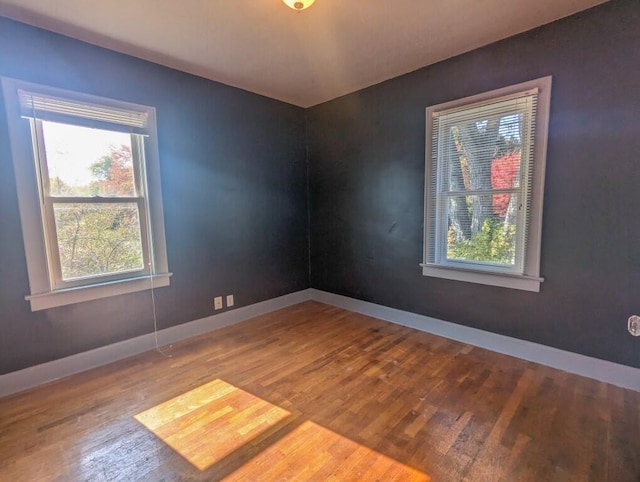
[135,378,430,480]
[224,420,430,481]
[134,379,291,471]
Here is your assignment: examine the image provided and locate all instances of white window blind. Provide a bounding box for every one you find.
[427,90,538,274]
[18,89,150,135]
[423,77,551,291]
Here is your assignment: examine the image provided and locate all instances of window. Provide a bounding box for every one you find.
[423,77,552,291]
[2,78,170,310]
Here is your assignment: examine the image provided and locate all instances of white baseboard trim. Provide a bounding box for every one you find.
[0,289,313,398]
[310,289,640,392]
[3,287,637,397]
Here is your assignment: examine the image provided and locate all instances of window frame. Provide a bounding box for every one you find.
[2,78,171,311]
[422,77,552,292]
[36,121,151,289]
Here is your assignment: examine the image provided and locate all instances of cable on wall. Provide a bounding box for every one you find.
[138,132,172,359]
[149,267,173,358]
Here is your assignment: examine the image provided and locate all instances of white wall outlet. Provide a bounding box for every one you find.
[628,315,640,336]
[226,294,234,307]
[214,296,223,310]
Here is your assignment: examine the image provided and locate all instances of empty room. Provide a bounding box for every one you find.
[0,0,638,480]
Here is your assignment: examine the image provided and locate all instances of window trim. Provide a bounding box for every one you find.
[35,122,152,289]
[2,78,171,310]
[422,76,552,292]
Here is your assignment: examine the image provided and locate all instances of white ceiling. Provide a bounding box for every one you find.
[0,0,607,107]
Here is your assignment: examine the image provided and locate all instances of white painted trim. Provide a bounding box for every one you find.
[1,77,171,312]
[27,273,172,311]
[421,265,541,292]
[3,287,637,398]
[0,289,312,398]
[423,76,552,292]
[310,289,640,392]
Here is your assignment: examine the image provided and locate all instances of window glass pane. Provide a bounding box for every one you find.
[41,121,136,197]
[53,203,144,280]
[445,113,523,192]
[445,194,519,266]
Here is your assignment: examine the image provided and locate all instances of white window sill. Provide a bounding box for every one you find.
[421,264,542,292]
[25,273,172,311]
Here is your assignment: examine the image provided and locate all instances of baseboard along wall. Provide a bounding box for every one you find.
[0,289,313,398]
[1,287,638,397]
[310,289,640,392]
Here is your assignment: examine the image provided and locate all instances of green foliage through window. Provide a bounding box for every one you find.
[447,218,516,265]
[54,203,144,280]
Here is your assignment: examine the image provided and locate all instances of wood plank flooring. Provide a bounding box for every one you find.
[0,301,638,481]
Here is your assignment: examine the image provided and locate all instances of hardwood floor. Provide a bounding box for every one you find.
[0,301,638,481]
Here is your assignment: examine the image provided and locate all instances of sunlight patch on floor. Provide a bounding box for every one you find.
[134,379,291,471]
[223,420,430,481]
[135,379,429,480]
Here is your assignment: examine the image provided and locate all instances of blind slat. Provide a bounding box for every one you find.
[433,88,538,118]
[18,90,150,133]
[427,90,539,273]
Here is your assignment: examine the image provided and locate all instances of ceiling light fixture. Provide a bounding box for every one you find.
[282,0,315,11]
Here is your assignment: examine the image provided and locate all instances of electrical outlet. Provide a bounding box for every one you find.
[629,315,640,336]
[226,294,234,307]
[214,296,223,310]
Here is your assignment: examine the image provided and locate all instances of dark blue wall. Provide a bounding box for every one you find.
[0,17,309,374]
[308,0,640,368]
[2,0,639,375]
